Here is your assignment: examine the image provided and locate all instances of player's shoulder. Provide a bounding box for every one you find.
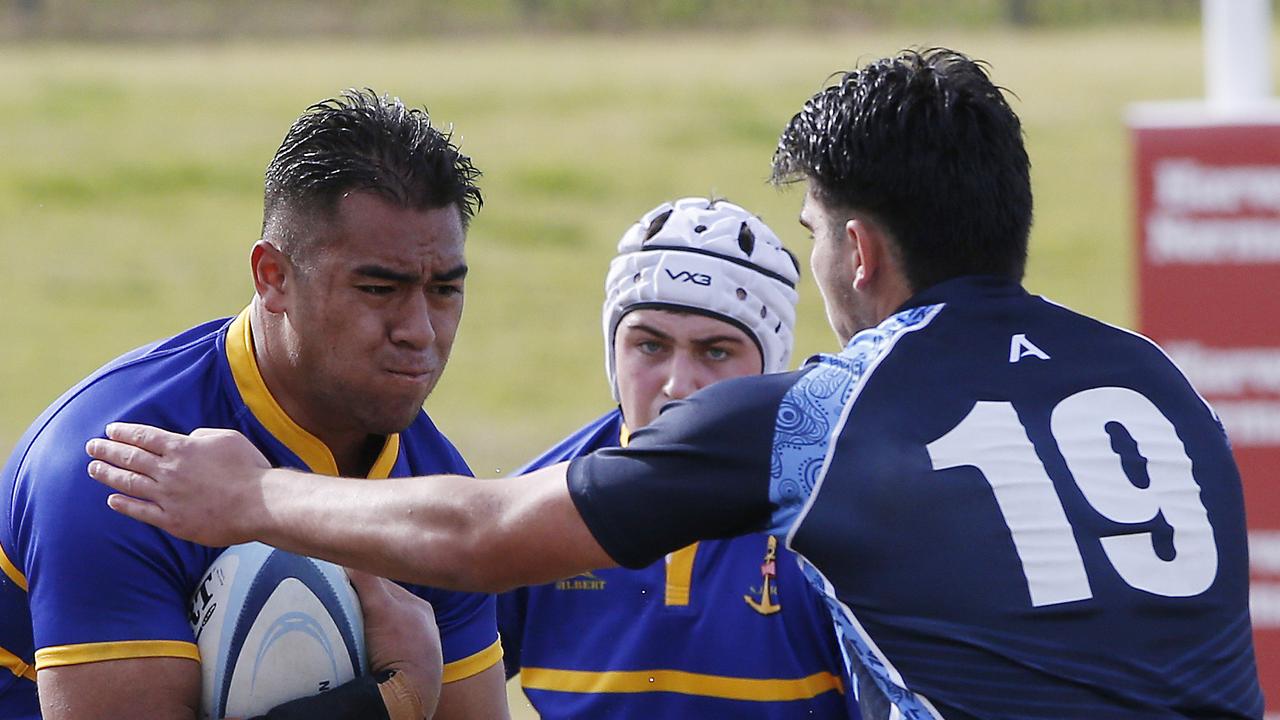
[897,284,1217,426]
[516,409,625,474]
[72,316,232,397]
[7,317,233,479]
[1020,293,1196,383]
[1037,295,1172,350]
[919,277,1146,346]
[3,319,231,549]
[887,277,1177,370]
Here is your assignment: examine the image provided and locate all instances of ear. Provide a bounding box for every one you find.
[251,241,292,314]
[845,217,887,291]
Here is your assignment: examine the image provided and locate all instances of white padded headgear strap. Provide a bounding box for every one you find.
[603,197,800,400]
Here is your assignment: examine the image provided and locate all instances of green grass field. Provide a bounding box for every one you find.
[0,24,1270,718]
[2,26,1240,475]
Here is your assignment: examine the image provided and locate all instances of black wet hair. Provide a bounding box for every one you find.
[771,48,1032,291]
[262,88,483,256]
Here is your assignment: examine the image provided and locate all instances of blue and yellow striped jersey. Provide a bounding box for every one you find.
[499,409,856,719]
[0,309,500,719]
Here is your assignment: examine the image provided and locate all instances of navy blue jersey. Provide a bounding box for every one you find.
[0,310,500,719]
[499,409,855,718]
[567,277,1262,719]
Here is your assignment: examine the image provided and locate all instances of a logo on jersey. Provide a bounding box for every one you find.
[1009,333,1050,362]
[744,535,782,615]
[555,571,607,591]
[664,269,712,286]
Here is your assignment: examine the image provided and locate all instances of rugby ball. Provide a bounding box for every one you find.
[189,542,367,719]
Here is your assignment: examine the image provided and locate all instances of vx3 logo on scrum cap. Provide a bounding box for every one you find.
[664,269,712,286]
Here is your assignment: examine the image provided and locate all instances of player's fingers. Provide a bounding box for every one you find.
[345,570,400,605]
[345,569,436,618]
[86,437,162,477]
[344,568,383,598]
[105,492,167,525]
[104,421,185,455]
[87,458,159,498]
[345,570,397,622]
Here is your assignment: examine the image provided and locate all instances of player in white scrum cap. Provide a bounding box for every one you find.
[497,197,857,719]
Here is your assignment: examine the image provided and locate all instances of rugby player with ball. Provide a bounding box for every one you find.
[2,90,509,719]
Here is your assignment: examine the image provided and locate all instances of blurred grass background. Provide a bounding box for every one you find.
[3,21,1244,473]
[2,2,1275,716]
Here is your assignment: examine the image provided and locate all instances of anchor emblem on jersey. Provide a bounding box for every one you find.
[744,535,782,615]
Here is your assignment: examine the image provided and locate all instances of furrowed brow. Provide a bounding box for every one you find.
[354,265,421,284]
[432,264,469,282]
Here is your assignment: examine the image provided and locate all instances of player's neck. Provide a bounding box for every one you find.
[247,304,384,478]
[330,435,386,478]
[871,271,915,326]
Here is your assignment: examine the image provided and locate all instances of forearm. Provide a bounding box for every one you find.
[87,425,615,591]
[249,469,489,589]
[248,464,606,591]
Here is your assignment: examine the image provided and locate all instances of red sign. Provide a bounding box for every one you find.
[1133,116,1280,707]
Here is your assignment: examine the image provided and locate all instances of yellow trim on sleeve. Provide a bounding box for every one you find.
[225,308,400,479]
[0,544,27,592]
[442,639,503,683]
[34,640,200,670]
[664,543,700,606]
[520,666,844,701]
[1,646,36,682]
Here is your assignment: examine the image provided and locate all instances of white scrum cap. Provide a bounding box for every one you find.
[603,197,800,400]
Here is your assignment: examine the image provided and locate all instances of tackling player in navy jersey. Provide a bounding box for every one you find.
[89,49,1264,718]
[3,91,511,719]
[499,197,856,718]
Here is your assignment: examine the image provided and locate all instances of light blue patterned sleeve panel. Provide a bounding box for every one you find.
[766,304,944,537]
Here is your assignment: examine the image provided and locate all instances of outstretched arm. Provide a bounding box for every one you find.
[86,424,616,592]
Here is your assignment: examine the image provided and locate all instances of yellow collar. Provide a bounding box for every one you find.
[224,308,400,478]
[619,421,630,448]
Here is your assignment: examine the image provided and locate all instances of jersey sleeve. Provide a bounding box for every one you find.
[495,587,527,679]
[14,410,206,669]
[566,370,805,569]
[405,585,501,682]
